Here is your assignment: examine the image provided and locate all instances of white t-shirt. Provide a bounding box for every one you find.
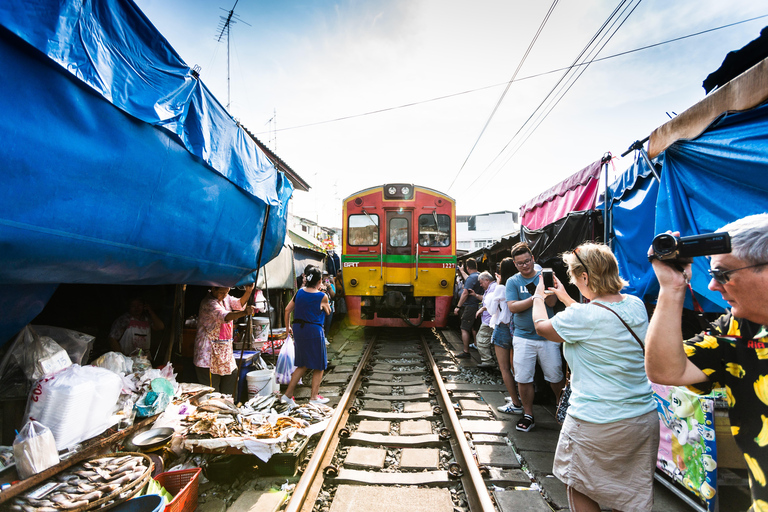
[488,282,511,329]
[550,294,656,423]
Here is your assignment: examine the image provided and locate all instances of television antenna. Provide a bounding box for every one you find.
[215,0,251,111]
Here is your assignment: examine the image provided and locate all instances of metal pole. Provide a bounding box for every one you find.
[601,152,612,248]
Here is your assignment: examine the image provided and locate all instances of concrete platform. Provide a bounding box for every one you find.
[519,450,555,476]
[475,444,519,469]
[357,420,391,434]
[227,490,287,512]
[403,402,433,413]
[399,448,440,470]
[344,446,387,469]
[400,420,433,435]
[495,489,553,512]
[362,400,392,411]
[329,485,454,512]
[459,399,490,411]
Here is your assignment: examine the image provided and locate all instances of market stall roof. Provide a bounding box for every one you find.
[288,230,326,252]
[0,0,297,343]
[649,56,768,158]
[519,160,602,231]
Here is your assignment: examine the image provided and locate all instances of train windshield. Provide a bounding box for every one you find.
[389,218,409,247]
[348,214,379,245]
[419,214,451,247]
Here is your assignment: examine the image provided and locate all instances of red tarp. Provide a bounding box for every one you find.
[519,160,602,230]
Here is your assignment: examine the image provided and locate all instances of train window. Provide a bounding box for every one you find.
[418,214,451,247]
[389,218,409,247]
[348,214,379,246]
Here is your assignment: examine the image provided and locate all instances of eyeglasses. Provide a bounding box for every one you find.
[514,257,533,268]
[708,262,768,285]
[572,248,590,277]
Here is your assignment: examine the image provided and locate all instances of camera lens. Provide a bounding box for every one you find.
[652,233,678,257]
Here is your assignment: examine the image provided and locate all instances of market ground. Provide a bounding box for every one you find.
[199,319,753,512]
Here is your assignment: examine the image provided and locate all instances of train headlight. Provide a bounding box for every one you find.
[440,279,448,288]
[388,186,397,195]
[400,186,410,195]
[350,278,358,287]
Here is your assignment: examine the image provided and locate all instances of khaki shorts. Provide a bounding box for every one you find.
[512,335,563,383]
[460,304,479,331]
[553,410,660,511]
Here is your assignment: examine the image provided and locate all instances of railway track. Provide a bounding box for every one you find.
[285,329,499,512]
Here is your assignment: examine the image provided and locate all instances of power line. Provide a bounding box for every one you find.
[447,0,560,192]
[260,13,768,135]
[468,0,645,192]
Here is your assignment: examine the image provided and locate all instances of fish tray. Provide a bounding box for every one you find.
[153,468,201,512]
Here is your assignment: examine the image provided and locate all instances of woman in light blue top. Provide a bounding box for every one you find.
[531,243,658,512]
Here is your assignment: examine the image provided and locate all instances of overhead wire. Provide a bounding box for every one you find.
[466,0,644,192]
[256,13,767,135]
[446,0,560,192]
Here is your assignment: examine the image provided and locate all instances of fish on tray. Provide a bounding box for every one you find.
[12,455,147,511]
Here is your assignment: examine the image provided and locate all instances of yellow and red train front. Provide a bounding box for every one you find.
[341,184,456,327]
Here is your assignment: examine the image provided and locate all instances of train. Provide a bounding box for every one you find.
[341,184,456,327]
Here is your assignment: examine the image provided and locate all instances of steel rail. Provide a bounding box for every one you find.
[420,335,496,512]
[284,334,378,512]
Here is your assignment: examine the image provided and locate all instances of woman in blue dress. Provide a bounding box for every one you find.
[281,265,332,405]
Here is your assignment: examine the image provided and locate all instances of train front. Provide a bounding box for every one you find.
[341,184,456,327]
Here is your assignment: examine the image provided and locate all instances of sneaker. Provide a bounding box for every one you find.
[477,362,496,369]
[310,395,330,405]
[455,351,471,359]
[516,414,535,432]
[498,402,523,413]
[469,343,478,350]
[280,395,296,407]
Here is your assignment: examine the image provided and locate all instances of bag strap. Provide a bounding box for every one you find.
[592,302,644,353]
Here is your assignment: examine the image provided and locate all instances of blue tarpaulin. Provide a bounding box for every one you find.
[0,0,294,343]
[608,102,768,312]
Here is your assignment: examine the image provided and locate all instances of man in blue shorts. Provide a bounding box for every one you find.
[506,242,564,432]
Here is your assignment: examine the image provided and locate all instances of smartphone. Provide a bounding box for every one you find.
[542,268,554,289]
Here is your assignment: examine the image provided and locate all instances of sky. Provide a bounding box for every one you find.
[133,0,767,228]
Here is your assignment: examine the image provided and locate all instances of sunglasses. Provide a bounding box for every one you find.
[708,262,768,285]
[572,248,589,277]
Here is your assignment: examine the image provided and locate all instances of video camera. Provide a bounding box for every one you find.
[650,232,731,262]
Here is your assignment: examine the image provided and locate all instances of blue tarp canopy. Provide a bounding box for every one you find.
[0,0,294,343]
[608,102,768,312]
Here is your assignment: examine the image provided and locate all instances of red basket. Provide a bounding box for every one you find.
[154,468,202,512]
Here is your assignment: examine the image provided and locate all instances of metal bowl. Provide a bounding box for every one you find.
[131,427,174,450]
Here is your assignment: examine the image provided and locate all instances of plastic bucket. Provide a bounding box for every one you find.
[253,317,270,341]
[247,369,275,398]
[110,495,164,512]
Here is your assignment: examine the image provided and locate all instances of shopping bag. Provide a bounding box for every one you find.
[275,336,296,385]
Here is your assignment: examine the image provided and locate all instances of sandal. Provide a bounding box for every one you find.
[516,414,535,432]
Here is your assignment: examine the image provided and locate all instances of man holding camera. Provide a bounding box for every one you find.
[646,213,768,508]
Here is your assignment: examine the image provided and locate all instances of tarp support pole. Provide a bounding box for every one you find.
[622,138,661,182]
[601,152,612,248]
[236,203,272,395]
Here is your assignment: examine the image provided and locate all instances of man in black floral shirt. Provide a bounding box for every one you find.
[646,213,768,511]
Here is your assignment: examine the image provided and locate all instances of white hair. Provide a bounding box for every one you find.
[718,213,768,265]
[478,271,494,282]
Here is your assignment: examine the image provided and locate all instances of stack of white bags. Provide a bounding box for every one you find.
[25,365,121,450]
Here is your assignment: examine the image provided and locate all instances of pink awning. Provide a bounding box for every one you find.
[520,160,602,231]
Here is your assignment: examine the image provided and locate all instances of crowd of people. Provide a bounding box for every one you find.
[452,213,768,512]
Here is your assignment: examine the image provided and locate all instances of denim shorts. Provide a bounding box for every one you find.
[492,322,513,349]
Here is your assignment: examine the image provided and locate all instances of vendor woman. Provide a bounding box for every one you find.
[193,284,258,394]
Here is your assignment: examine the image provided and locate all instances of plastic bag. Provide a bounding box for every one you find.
[135,390,171,418]
[0,326,72,383]
[13,420,59,479]
[92,351,133,374]
[25,365,122,449]
[31,325,95,366]
[275,336,296,385]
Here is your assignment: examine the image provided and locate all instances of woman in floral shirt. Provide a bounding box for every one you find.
[193,284,257,394]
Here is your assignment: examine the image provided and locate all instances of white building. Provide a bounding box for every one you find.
[456,211,519,252]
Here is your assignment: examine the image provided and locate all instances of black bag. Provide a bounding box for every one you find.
[556,377,571,424]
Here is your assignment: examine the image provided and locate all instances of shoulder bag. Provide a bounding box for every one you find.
[556,302,644,424]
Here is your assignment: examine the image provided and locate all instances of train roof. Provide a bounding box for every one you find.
[342,184,455,203]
